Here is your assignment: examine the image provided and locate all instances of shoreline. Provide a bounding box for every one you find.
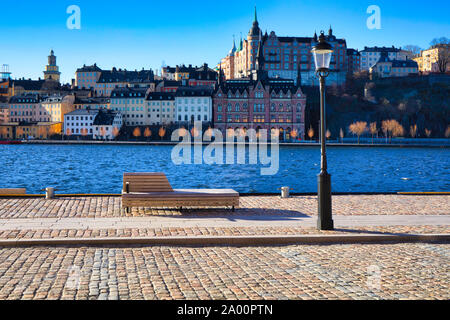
[9,140,450,148]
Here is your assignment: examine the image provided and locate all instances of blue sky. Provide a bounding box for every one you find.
[1,0,449,83]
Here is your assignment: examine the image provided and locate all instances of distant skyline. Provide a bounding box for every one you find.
[1,0,449,83]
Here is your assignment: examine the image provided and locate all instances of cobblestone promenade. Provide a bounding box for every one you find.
[0,195,448,300]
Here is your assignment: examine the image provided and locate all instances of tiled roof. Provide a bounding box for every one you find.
[74,97,110,104]
[93,110,119,126]
[146,92,175,101]
[76,64,102,72]
[11,79,45,90]
[347,49,360,56]
[98,69,154,83]
[110,87,148,98]
[65,109,99,116]
[362,46,401,53]
[8,94,40,104]
[175,86,213,97]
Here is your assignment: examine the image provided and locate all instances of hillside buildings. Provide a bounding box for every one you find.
[360,46,411,71]
[413,44,450,74]
[370,54,419,78]
[214,40,306,140]
[220,9,348,86]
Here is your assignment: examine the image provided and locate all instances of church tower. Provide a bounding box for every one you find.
[247,7,262,70]
[43,50,61,82]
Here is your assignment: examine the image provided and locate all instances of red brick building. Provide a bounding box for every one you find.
[220,9,348,86]
[213,42,306,141]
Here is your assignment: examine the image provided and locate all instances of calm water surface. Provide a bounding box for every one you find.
[0,145,449,193]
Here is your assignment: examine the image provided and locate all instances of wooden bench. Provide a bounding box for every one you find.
[0,188,26,195]
[121,173,239,213]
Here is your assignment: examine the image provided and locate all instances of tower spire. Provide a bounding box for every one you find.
[254,6,257,23]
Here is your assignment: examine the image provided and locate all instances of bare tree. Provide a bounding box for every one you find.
[349,121,368,144]
[403,45,422,56]
[159,127,166,140]
[410,124,417,138]
[382,119,402,143]
[392,123,405,138]
[369,122,377,144]
[326,130,331,140]
[339,128,344,143]
[144,127,152,140]
[425,128,432,138]
[307,127,314,140]
[430,38,450,73]
[445,126,450,138]
[436,45,450,73]
[133,127,141,139]
[430,37,450,47]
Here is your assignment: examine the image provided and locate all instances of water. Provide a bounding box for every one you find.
[0,144,449,194]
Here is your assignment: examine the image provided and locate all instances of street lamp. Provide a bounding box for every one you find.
[312,31,334,230]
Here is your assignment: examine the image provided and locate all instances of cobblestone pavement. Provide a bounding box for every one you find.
[0,225,448,240]
[0,243,448,300]
[0,195,448,219]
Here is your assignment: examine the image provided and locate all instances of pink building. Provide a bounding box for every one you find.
[8,94,43,122]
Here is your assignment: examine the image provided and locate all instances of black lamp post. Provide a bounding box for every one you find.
[312,31,334,230]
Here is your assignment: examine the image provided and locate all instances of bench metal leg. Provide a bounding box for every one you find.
[232,206,235,212]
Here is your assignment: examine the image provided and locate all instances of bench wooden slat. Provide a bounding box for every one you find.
[121,173,239,211]
[0,188,26,195]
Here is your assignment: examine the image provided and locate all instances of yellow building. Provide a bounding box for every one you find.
[0,122,62,140]
[415,44,450,73]
[41,95,75,123]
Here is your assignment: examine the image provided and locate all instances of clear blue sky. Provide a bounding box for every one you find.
[1,0,449,83]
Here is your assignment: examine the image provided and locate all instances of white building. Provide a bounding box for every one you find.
[63,109,99,137]
[109,87,148,126]
[360,46,408,71]
[175,87,213,124]
[92,109,123,140]
[145,92,176,125]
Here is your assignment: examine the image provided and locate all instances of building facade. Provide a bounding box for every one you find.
[8,94,41,123]
[175,87,213,124]
[370,54,419,78]
[360,46,409,71]
[413,44,450,74]
[0,122,62,140]
[41,95,75,124]
[109,87,148,126]
[73,97,110,110]
[92,110,123,140]
[346,49,361,74]
[145,92,176,125]
[95,68,155,97]
[0,96,9,124]
[220,10,347,86]
[75,64,102,90]
[214,42,306,140]
[64,109,99,137]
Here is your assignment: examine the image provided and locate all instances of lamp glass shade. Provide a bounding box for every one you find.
[312,49,333,71]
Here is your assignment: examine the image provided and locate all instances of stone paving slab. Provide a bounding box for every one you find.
[0,195,449,219]
[0,215,448,231]
[0,225,448,240]
[0,243,447,300]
